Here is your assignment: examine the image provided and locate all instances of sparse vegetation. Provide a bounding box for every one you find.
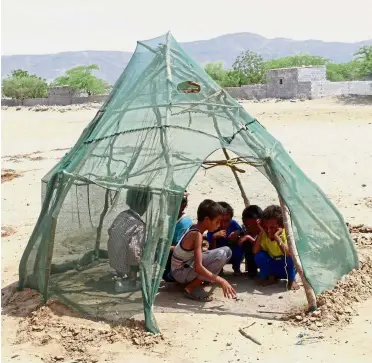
[53,64,110,95]
[2,70,48,99]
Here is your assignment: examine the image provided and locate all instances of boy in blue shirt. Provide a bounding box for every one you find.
[207,202,243,275]
[237,205,263,277]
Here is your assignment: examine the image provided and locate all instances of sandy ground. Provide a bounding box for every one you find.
[1,97,372,362]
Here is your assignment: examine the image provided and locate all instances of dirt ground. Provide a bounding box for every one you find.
[1,97,372,363]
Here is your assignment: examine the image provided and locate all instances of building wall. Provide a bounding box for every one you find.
[297,82,313,99]
[266,68,299,99]
[48,87,73,106]
[224,87,246,99]
[23,98,49,106]
[241,84,267,99]
[311,81,372,98]
[298,66,326,82]
[1,94,108,107]
[71,95,108,104]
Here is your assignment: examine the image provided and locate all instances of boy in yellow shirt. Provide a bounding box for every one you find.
[253,205,298,290]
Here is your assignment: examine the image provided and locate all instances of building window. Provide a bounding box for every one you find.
[279,78,283,85]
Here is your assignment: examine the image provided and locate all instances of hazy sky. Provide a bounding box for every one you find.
[2,0,372,55]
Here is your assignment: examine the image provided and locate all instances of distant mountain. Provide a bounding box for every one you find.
[2,32,371,84]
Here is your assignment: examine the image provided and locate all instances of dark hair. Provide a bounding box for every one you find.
[262,205,283,226]
[197,199,225,222]
[181,190,188,208]
[242,205,263,220]
[218,201,234,217]
[126,185,152,215]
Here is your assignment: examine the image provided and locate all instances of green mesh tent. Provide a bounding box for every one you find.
[19,32,359,333]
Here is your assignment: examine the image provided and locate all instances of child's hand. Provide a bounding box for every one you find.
[228,230,240,242]
[275,228,283,239]
[217,277,237,299]
[214,230,227,239]
[257,220,264,233]
[239,234,255,245]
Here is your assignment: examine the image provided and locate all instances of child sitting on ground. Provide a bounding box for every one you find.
[237,205,263,278]
[108,186,152,292]
[207,202,243,275]
[253,205,298,290]
[163,191,193,282]
[171,199,236,302]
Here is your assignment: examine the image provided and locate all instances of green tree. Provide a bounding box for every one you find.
[204,62,248,87]
[265,53,328,70]
[354,45,372,79]
[326,61,360,81]
[232,51,265,84]
[205,62,227,84]
[220,69,248,87]
[53,64,110,95]
[2,69,48,99]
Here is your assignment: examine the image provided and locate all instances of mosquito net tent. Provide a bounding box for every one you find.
[19,32,359,333]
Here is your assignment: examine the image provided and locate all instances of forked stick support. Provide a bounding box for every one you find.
[279,197,317,312]
[222,148,250,207]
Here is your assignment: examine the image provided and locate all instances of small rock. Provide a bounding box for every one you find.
[312,310,321,317]
[309,317,317,322]
[258,304,265,307]
[362,184,367,187]
[278,296,283,299]
[11,355,19,359]
[295,315,303,321]
[321,172,326,175]
[226,342,232,346]
[133,337,140,345]
[316,322,323,327]
[32,325,45,331]
[267,322,273,325]
[54,356,64,361]
[16,107,22,111]
[213,338,218,342]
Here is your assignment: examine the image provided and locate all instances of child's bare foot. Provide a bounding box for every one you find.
[288,280,300,290]
[259,275,277,286]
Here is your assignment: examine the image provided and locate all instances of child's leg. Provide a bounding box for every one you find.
[230,245,244,273]
[199,246,232,278]
[162,249,175,282]
[243,243,258,277]
[272,256,298,289]
[254,251,273,279]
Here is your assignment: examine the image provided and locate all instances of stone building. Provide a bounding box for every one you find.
[266,66,326,99]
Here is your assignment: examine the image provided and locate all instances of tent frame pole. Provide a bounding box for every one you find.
[43,217,57,303]
[222,148,249,207]
[279,197,317,311]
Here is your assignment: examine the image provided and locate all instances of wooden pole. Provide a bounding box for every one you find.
[43,217,57,303]
[222,148,250,207]
[279,197,317,312]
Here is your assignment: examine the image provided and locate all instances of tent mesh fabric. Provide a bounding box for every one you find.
[19,33,359,333]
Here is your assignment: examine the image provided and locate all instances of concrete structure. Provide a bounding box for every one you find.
[48,86,73,105]
[224,66,372,100]
[266,66,325,99]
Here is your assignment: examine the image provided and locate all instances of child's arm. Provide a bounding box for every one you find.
[209,230,226,249]
[237,234,255,246]
[252,231,263,254]
[274,229,290,256]
[193,233,236,298]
